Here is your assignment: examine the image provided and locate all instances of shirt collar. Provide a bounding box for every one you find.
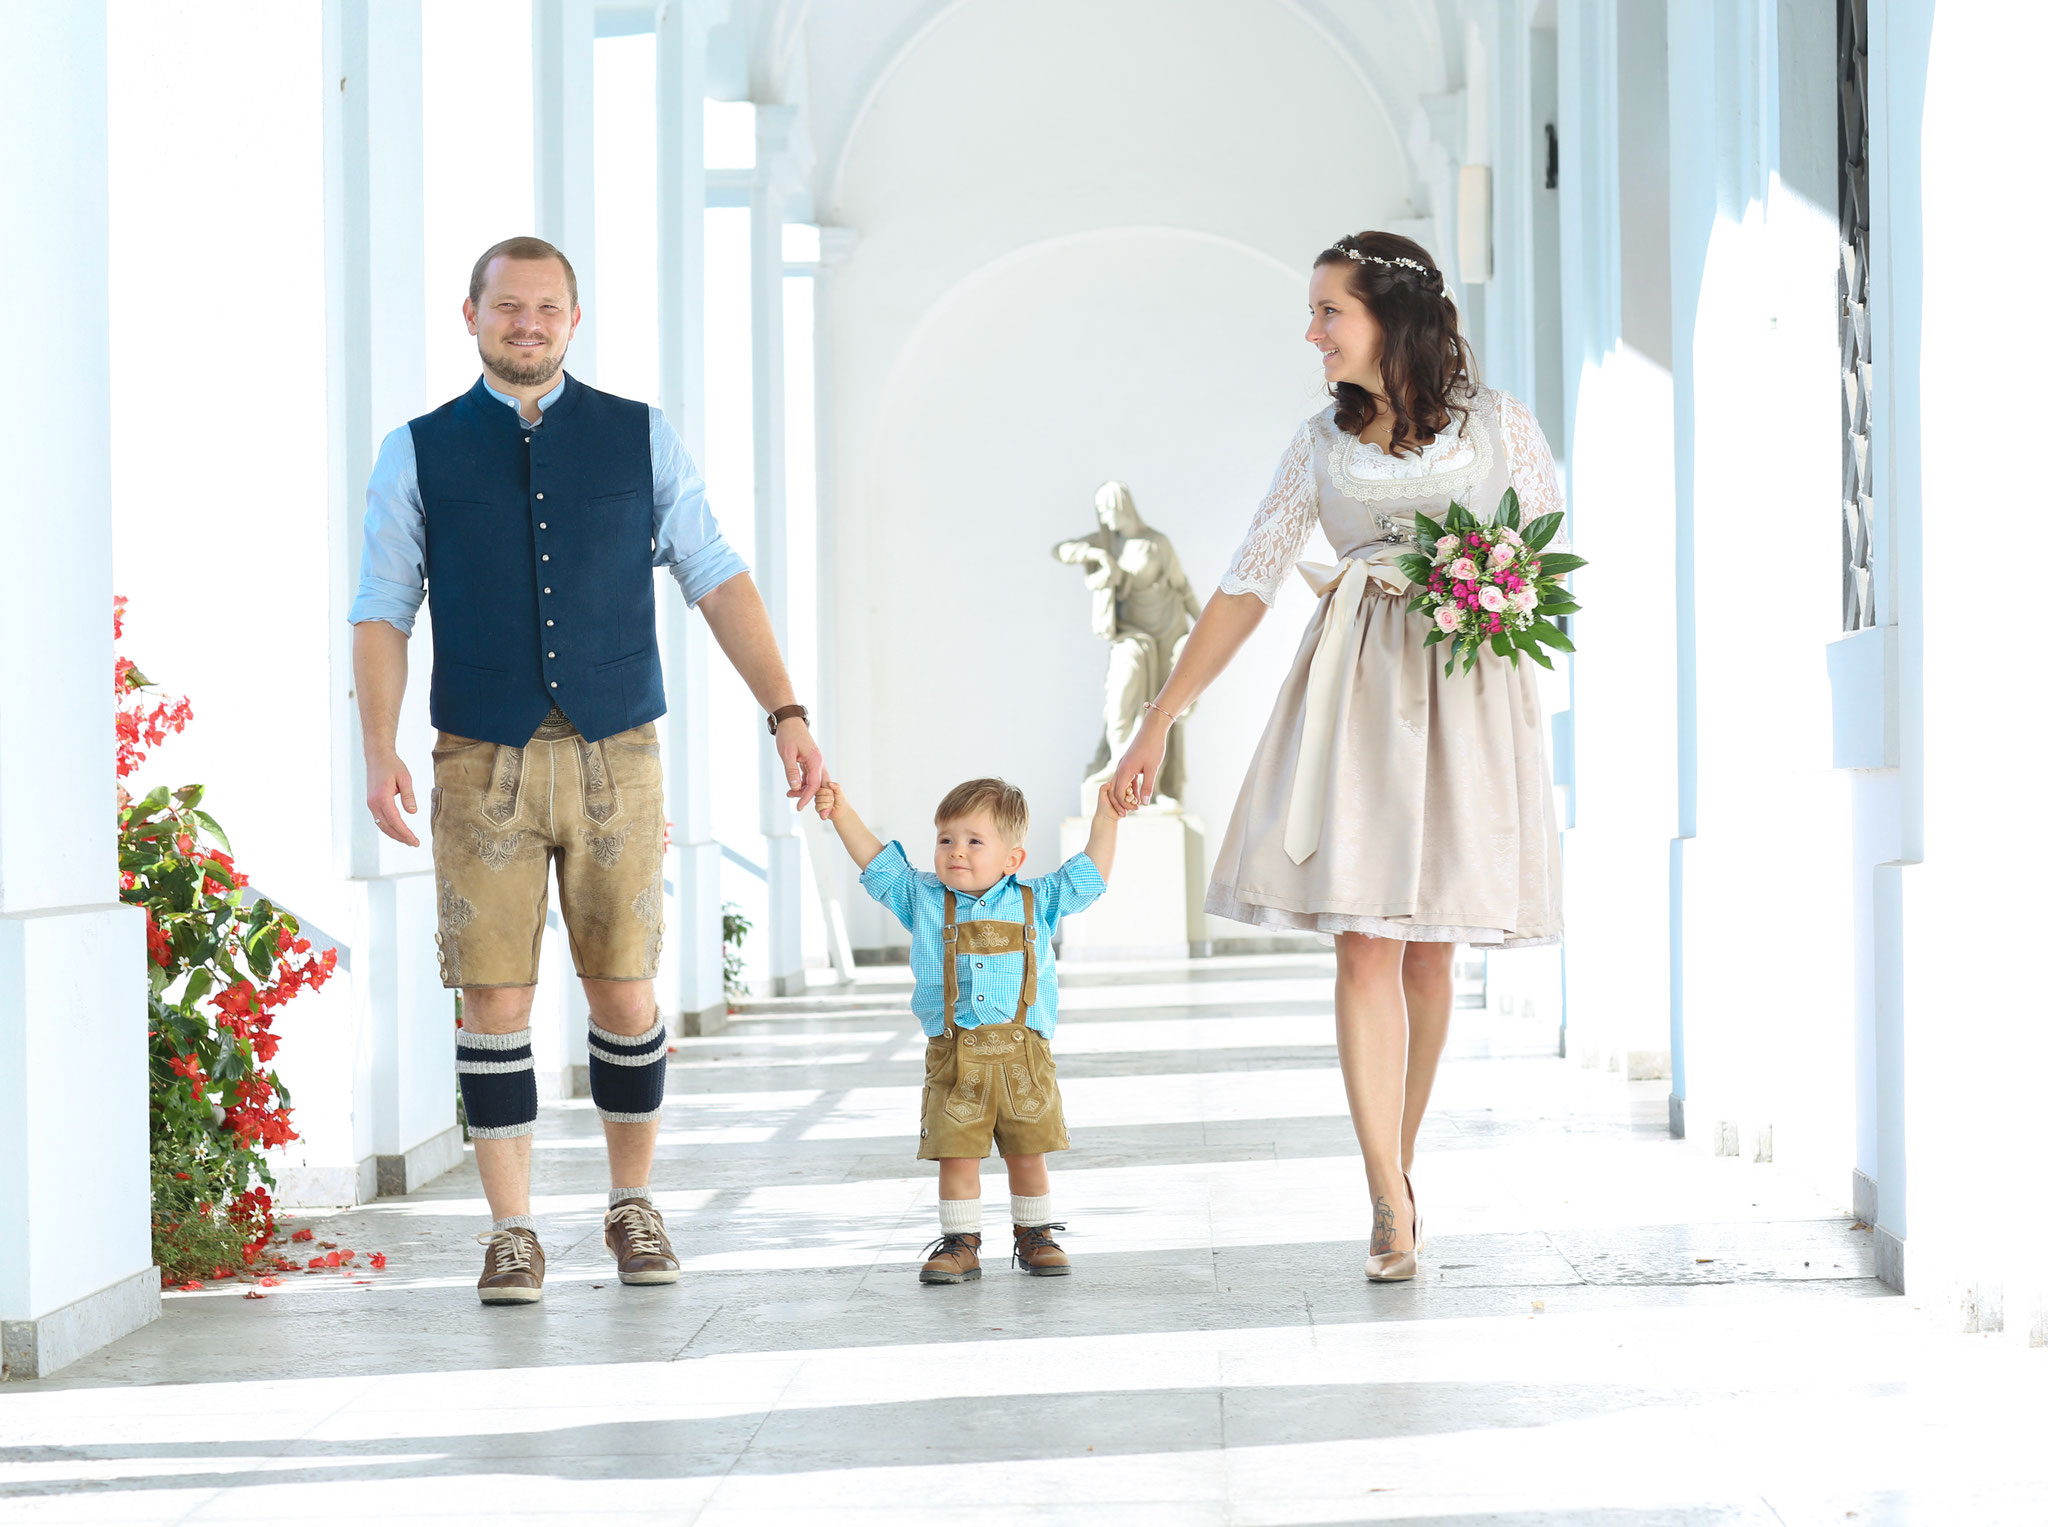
[481,374,567,422]
[956,874,1018,907]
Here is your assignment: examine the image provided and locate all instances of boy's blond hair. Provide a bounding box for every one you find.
[934,777,1030,846]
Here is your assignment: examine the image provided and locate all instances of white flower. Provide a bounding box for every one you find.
[1478,586,1508,612]
[1434,603,1462,634]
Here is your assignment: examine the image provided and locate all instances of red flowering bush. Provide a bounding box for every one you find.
[116,598,337,1284]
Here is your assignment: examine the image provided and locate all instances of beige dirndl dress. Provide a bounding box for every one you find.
[1205,388,1564,947]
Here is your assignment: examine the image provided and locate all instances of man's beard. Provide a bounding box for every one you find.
[483,340,564,388]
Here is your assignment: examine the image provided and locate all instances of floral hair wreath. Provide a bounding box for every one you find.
[1337,243,1456,303]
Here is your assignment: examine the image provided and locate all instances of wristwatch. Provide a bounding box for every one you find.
[766,703,810,736]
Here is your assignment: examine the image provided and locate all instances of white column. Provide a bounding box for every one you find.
[534,0,598,377]
[752,104,805,997]
[656,0,728,1034]
[321,0,460,1200]
[0,1,156,1379]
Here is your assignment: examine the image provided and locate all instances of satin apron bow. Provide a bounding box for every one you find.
[1283,546,1416,865]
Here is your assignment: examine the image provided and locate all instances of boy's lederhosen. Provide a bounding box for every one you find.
[917,885,1070,1160]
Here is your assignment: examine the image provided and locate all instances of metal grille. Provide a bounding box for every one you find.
[1839,0,1874,630]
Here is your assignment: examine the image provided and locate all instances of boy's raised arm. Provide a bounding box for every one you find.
[815,782,886,870]
[1083,781,1124,882]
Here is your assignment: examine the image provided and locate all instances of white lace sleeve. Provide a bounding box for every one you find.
[1495,391,1563,523]
[1218,420,1319,605]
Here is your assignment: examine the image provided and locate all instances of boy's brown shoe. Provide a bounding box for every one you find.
[604,1199,681,1285]
[475,1227,545,1304]
[1013,1222,1071,1276]
[918,1231,982,1284]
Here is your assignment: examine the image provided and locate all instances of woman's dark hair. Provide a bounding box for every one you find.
[1313,230,1475,454]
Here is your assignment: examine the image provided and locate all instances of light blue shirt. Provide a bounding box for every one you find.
[346,375,749,633]
[858,841,1108,1038]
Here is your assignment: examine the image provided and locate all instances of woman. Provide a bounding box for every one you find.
[1111,230,1564,1281]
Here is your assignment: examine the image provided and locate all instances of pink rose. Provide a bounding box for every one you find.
[1434,603,1462,634]
[1514,588,1539,614]
[1497,526,1523,546]
[1478,586,1508,612]
[1448,557,1480,581]
[1436,535,1460,557]
[1488,542,1517,567]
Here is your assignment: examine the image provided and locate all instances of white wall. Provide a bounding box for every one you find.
[820,0,1417,949]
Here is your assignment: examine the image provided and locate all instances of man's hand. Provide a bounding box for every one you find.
[776,719,826,813]
[366,750,421,848]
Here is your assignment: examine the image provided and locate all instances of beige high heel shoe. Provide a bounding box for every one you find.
[1365,1171,1423,1282]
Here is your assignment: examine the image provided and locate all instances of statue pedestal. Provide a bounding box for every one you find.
[1057,809,1207,960]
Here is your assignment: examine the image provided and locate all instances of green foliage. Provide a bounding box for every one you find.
[722,901,753,1004]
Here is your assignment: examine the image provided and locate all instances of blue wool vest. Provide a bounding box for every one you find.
[410,374,664,746]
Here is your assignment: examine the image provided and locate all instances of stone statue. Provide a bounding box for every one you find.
[1054,481,1203,810]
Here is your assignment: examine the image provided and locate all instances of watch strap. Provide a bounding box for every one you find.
[767,703,810,735]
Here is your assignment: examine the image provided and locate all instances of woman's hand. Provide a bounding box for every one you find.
[1111,712,1171,814]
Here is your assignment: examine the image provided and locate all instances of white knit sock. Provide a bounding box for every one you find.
[937,1198,982,1235]
[491,1214,535,1233]
[1010,1192,1054,1228]
[608,1186,651,1208]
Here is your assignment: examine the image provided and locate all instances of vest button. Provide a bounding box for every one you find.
[549,681,558,689]
[538,522,547,530]
[535,493,544,500]
[541,554,549,561]
[543,587,551,594]
[524,435,531,443]
[546,620,554,627]
[547,652,555,659]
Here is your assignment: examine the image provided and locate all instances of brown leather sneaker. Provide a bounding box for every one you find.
[918,1231,982,1284]
[475,1227,545,1304]
[603,1198,681,1285]
[1013,1222,1072,1276]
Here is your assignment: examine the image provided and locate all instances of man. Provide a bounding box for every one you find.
[349,235,823,1305]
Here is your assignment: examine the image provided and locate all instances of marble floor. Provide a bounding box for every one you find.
[4,954,2043,1525]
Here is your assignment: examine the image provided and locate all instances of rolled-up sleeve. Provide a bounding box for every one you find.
[650,406,749,606]
[347,425,428,634]
[1029,853,1109,927]
[857,841,928,933]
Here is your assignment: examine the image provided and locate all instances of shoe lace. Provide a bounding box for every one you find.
[605,1200,669,1258]
[921,1231,980,1260]
[475,1228,534,1272]
[1012,1223,1067,1265]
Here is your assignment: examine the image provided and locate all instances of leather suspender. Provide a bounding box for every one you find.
[940,884,1038,1030]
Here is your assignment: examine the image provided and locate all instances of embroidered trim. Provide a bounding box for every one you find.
[1318,394,1495,507]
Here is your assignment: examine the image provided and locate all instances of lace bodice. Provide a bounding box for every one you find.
[1219,389,1564,604]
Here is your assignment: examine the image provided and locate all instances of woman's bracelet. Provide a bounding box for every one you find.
[1143,700,1178,725]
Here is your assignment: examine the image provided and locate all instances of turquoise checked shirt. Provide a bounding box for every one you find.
[858,842,1107,1038]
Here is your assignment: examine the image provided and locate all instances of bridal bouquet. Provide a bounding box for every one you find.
[1396,489,1585,675]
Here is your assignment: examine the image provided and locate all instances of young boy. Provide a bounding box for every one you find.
[814,776,1122,1282]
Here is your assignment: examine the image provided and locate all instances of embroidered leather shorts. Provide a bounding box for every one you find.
[429,712,665,989]
[917,1017,1070,1160]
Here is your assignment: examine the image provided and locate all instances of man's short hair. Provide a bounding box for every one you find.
[935,778,1030,846]
[469,236,578,308]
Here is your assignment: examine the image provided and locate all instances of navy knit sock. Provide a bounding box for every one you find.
[587,1016,667,1124]
[458,1027,539,1139]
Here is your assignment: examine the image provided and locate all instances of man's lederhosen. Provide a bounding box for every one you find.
[916,885,1070,1160]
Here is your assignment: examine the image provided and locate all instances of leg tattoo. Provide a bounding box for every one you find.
[1371,1193,1397,1255]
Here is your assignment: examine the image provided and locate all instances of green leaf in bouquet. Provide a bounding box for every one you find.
[1537,597,1582,615]
[1446,503,1477,533]
[1529,620,1576,652]
[1522,511,1564,552]
[1396,553,1435,584]
[1490,632,1512,657]
[1423,627,1446,647]
[1497,486,1522,530]
[1413,511,1446,544]
[191,809,232,851]
[1533,551,1587,576]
